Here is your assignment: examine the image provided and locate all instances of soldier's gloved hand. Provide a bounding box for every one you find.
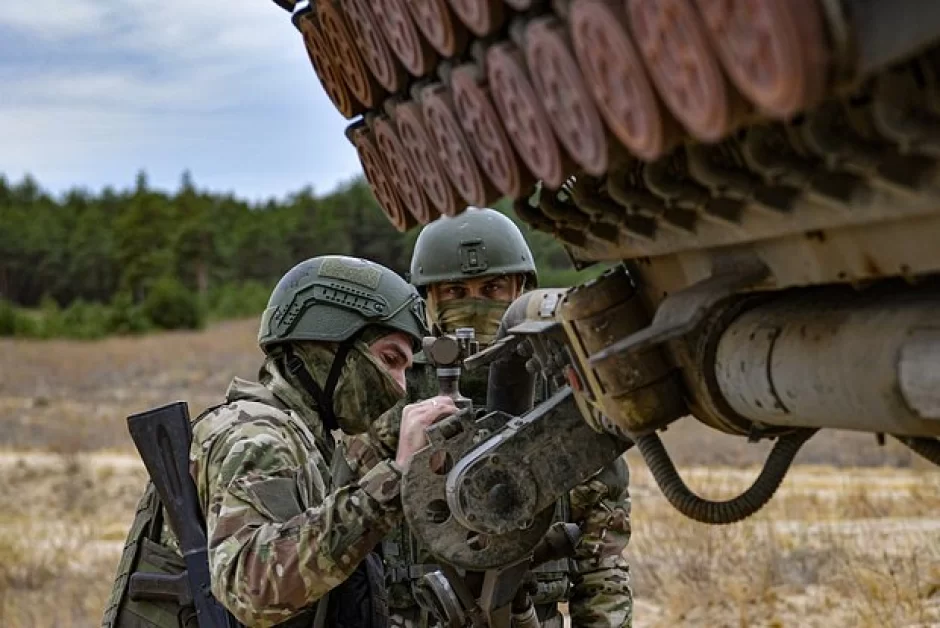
[396,395,456,470]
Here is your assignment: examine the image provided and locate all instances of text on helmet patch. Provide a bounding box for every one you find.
[318,258,382,289]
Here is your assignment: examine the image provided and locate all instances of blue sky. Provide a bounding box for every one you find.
[0,1,361,201]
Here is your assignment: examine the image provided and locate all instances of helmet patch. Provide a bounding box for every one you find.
[459,239,489,274]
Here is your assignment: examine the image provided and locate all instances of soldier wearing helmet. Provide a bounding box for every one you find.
[102,255,457,628]
[410,206,539,344]
[349,208,634,627]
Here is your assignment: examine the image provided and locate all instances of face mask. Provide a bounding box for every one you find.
[433,297,508,345]
[296,341,406,435]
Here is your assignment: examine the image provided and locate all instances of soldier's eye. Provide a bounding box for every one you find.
[484,278,511,298]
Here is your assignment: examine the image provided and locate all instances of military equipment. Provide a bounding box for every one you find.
[125,402,239,628]
[411,522,582,628]
[422,327,480,408]
[410,326,556,627]
[271,0,940,537]
[409,208,538,290]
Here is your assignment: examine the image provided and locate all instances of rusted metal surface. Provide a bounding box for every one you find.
[394,101,460,218]
[558,266,687,437]
[486,41,569,189]
[317,0,385,108]
[293,9,364,119]
[420,82,500,206]
[451,64,535,199]
[524,15,609,176]
[694,0,830,117]
[283,0,940,259]
[373,115,432,225]
[569,0,675,161]
[373,0,439,76]
[448,0,506,37]
[626,0,737,142]
[340,0,407,93]
[713,287,940,437]
[346,122,416,231]
[405,0,469,57]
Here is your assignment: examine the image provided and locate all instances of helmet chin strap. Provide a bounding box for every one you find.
[283,329,365,433]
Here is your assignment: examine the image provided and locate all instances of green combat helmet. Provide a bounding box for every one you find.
[409,207,538,292]
[259,254,427,350]
[258,255,428,429]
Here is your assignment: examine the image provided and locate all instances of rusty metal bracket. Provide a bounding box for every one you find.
[589,257,770,365]
[463,320,561,373]
[463,334,524,372]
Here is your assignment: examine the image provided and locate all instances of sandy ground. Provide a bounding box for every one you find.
[1,318,939,626]
[0,451,937,627]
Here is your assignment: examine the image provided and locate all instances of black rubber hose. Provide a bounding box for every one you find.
[636,428,818,525]
[486,292,539,416]
[894,436,940,466]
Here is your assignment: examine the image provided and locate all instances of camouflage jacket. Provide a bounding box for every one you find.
[188,360,404,627]
[343,353,634,628]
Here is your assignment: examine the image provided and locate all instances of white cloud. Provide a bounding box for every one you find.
[0,0,361,199]
[0,3,111,40]
[6,70,218,110]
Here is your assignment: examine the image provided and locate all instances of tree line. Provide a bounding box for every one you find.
[0,171,592,339]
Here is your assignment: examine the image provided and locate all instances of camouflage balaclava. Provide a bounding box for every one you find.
[426,275,522,346]
[279,334,406,436]
[430,297,509,346]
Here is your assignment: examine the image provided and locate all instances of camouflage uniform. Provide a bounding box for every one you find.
[345,209,634,627]
[193,346,404,626]
[103,256,430,628]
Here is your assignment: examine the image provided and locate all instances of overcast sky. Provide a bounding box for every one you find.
[0,1,361,201]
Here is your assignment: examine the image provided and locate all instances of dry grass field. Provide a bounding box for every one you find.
[1,319,938,627]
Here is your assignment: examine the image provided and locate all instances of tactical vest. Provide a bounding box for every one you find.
[383,358,573,627]
[102,399,389,628]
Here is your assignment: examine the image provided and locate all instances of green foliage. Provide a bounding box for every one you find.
[206,281,271,321]
[11,311,41,338]
[57,299,112,340]
[142,276,205,331]
[0,172,594,339]
[37,296,64,338]
[107,292,152,335]
[0,298,16,336]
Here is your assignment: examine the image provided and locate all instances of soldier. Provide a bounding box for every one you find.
[102,255,457,628]
[345,208,634,628]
